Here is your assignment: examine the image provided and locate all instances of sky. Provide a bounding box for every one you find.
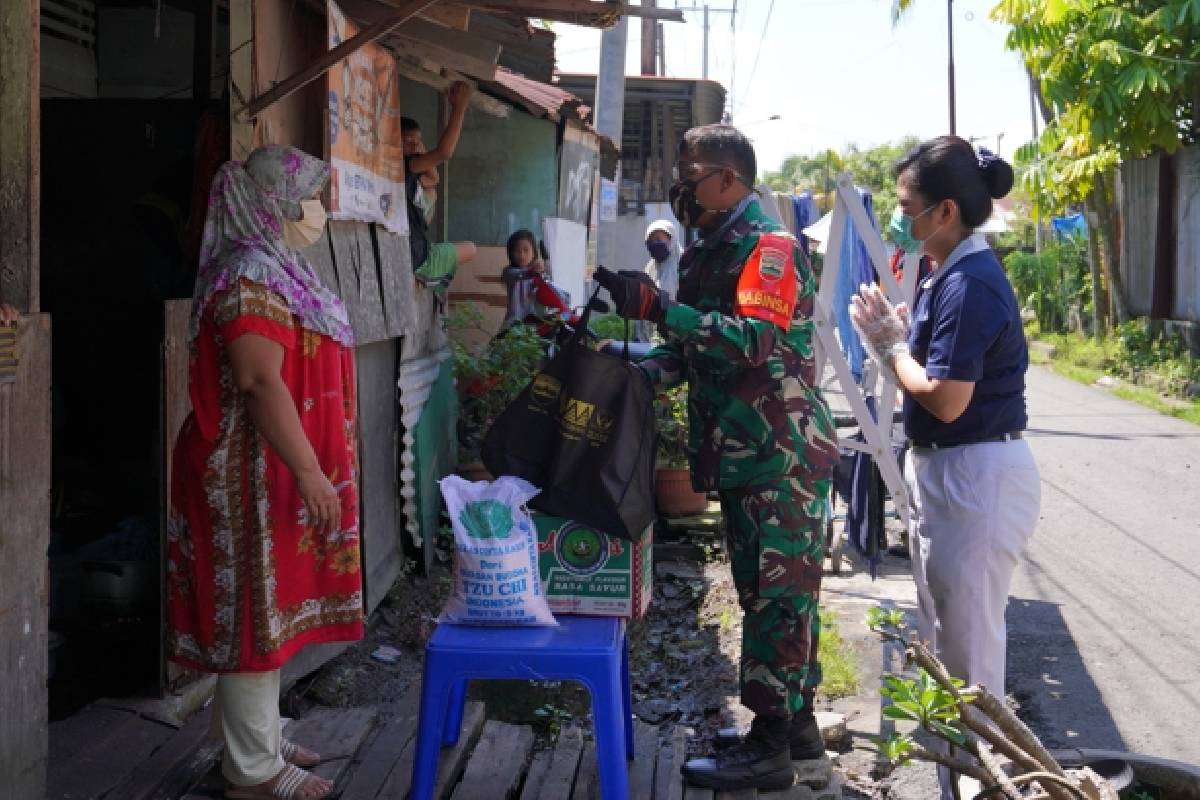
[551,0,1038,177]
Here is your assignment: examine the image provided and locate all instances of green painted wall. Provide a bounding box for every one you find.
[399,77,440,137]
[413,358,457,570]
[398,77,559,247]
[447,110,558,246]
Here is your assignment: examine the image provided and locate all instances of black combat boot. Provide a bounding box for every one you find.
[788,689,827,760]
[681,714,795,791]
[714,691,827,759]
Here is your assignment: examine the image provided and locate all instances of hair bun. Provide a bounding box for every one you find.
[976,147,1014,199]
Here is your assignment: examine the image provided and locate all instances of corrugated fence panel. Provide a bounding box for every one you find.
[1120,154,1159,319]
[412,357,456,573]
[397,349,454,560]
[1173,146,1200,322]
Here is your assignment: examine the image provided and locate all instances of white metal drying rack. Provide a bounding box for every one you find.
[811,174,921,528]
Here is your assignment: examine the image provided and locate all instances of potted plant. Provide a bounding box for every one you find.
[448,303,544,479]
[654,385,708,517]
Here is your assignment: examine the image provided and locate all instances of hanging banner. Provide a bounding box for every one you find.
[327,0,408,234]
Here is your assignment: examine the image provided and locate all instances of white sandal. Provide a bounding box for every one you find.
[224,763,332,800]
[281,739,321,767]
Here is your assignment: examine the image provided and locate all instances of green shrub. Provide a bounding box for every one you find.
[1003,237,1088,334]
[447,303,544,463]
[655,385,689,468]
[589,313,633,342]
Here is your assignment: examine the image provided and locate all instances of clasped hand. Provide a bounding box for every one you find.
[848,283,910,379]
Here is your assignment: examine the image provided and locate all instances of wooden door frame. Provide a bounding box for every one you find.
[0,0,49,794]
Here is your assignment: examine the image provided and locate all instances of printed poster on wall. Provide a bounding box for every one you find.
[557,127,599,226]
[327,0,408,234]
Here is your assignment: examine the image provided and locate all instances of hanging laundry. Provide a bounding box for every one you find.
[1051,212,1088,241]
[833,188,877,381]
[791,192,820,252]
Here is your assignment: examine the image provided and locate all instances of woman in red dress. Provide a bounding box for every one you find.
[168,144,362,800]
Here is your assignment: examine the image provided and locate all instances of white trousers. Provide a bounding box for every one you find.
[905,439,1041,800]
[210,670,287,786]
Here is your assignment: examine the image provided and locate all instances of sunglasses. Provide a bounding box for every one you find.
[671,162,733,182]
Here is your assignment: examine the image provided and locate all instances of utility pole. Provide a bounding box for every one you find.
[594,16,629,270]
[947,0,956,134]
[657,22,666,76]
[673,3,736,84]
[642,0,657,75]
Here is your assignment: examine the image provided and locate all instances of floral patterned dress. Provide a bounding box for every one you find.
[167,278,364,673]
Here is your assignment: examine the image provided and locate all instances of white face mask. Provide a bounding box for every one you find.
[283,198,328,250]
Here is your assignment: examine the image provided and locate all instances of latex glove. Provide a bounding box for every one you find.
[594,266,670,322]
[849,283,910,379]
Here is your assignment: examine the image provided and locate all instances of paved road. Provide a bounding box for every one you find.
[1010,365,1200,761]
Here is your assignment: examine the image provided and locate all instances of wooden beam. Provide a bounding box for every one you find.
[239,0,443,121]
[0,0,40,312]
[0,315,52,800]
[388,35,498,82]
[394,15,502,63]
[471,0,684,23]
[332,0,502,74]
[420,1,471,28]
[390,55,511,117]
[229,0,255,158]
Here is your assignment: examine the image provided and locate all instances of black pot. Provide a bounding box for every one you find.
[1054,749,1200,799]
[79,560,156,619]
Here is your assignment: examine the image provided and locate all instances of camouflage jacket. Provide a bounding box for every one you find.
[641,198,838,491]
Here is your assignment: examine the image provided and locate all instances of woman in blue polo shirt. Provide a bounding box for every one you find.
[851,135,1040,799]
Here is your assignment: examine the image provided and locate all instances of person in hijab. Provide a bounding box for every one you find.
[640,220,681,341]
[168,145,362,800]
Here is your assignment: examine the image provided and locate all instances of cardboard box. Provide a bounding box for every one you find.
[533,514,653,619]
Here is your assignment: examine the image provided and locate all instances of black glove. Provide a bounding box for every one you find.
[594,266,670,323]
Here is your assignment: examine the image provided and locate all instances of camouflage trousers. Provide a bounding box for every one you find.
[720,474,831,719]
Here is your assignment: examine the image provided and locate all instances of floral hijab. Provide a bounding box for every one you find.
[189,144,355,346]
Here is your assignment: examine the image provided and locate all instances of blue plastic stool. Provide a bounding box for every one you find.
[410,616,633,800]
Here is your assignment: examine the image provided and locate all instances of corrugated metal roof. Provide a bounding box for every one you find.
[486,66,591,125]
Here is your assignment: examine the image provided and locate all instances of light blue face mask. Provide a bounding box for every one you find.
[888,204,937,254]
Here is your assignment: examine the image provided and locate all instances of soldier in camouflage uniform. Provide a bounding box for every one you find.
[596,125,839,791]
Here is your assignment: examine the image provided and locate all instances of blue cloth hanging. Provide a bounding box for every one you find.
[831,188,878,381]
[791,192,820,251]
[1051,212,1088,241]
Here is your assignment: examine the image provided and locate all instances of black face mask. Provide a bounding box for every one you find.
[669,178,708,229]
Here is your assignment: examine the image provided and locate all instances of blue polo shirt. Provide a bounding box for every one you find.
[904,234,1028,445]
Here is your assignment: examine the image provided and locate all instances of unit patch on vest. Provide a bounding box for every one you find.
[734,232,798,330]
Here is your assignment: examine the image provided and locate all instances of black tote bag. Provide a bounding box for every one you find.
[481,300,658,540]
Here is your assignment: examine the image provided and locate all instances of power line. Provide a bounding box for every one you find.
[737,0,775,113]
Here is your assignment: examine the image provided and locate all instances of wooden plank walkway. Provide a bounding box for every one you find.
[57,687,841,800]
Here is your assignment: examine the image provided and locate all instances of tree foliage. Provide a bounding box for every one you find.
[992,0,1200,212]
[761,137,921,225]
